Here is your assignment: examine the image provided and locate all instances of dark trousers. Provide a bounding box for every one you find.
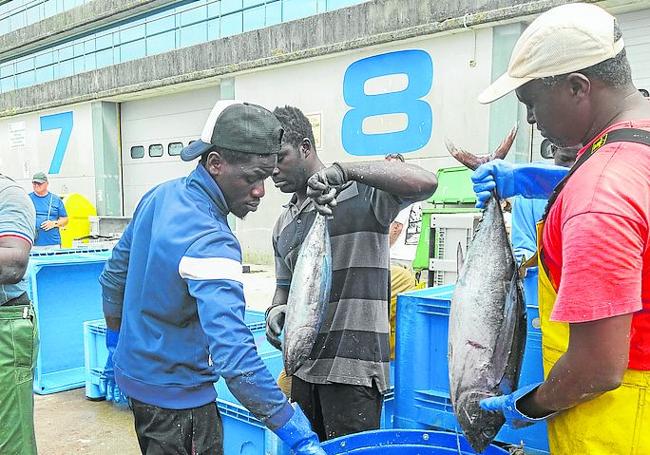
[129,399,223,455]
[291,375,383,441]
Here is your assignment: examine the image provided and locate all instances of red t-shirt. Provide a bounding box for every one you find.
[542,120,650,370]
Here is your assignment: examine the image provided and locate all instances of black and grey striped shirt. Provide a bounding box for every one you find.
[273,181,405,393]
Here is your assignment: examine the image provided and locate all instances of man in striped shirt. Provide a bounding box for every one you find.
[267,106,437,440]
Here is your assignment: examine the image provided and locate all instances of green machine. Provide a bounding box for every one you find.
[412,167,481,286]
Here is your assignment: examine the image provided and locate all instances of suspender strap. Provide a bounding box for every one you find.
[543,128,650,219]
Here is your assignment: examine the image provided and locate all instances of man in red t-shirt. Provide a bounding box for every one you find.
[469,4,650,454]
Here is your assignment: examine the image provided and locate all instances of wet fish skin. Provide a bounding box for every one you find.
[283,213,332,376]
[448,196,527,453]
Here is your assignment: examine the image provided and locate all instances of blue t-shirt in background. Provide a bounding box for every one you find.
[29,192,67,246]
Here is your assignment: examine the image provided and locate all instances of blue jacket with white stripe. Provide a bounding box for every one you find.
[99,164,292,428]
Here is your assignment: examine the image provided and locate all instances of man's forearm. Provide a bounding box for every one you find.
[519,314,632,418]
[339,161,437,201]
[57,217,69,228]
[519,349,623,417]
[105,316,122,332]
[270,286,289,309]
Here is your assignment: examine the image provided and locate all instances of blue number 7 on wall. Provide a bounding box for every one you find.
[40,111,73,174]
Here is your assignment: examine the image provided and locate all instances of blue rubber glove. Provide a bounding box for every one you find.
[480,382,556,428]
[472,161,569,208]
[273,404,325,454]
[101,328,127,404]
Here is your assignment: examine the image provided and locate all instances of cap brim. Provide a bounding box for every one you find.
[478,72,534,104]
[180,140,214,162]
[32,179,47,183]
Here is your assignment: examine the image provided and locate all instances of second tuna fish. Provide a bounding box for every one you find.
[283,213,332,376]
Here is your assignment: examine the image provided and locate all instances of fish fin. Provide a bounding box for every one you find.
[445,139,485,171]
[456,242,465,275]
[489,123,518,161]
[445,125,518,170]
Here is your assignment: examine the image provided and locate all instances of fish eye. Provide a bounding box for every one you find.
[482,427,497,439]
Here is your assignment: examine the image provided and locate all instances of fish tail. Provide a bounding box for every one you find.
[445,124,518,170]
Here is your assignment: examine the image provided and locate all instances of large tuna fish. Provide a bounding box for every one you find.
[283,213,332,376]
[446,128,527,454]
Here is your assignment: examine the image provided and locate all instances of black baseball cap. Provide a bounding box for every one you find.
[181,100,283,161]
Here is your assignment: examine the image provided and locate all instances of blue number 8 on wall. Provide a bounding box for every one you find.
[342,49,433,156]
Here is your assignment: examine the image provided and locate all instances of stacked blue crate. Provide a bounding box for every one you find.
[28,250,111,394]
[394,285,549,455]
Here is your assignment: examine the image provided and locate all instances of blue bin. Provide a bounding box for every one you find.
[394,285,549,454]
[28,251,110,394]
[322,430,508,454]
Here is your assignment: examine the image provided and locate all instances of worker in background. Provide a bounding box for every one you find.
[511,142,579,267]
[29,172,68,248]
[473,4,650,453]
[0,173,38,454]
[100,101,324,455]
[385,153,422,360]
[266,105,437,441]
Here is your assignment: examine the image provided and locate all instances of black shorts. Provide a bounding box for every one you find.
[129,398,223,455]
[291,376,383,441]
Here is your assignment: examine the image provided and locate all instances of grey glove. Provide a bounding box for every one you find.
[266,304,286,350]
[306,163,348,216]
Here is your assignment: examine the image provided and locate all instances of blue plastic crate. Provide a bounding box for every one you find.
[214,328,283,404]
[30,247,111,257]
[520,267,544,386]
[83,320,110,400]
[219,399,290,455]
[394,285,549,454]
[84,310,272,401]
[382,389,395,429]
[28,251,110,394]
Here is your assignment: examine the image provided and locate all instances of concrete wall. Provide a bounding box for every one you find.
[0,0,582,118]
[0,0,180,62]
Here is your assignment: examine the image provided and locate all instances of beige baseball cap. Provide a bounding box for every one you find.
[478,3,624,104]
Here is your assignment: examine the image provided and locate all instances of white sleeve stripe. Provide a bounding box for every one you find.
[178,256,243,283]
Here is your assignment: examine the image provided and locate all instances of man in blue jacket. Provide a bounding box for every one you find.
[100,100,324,455]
